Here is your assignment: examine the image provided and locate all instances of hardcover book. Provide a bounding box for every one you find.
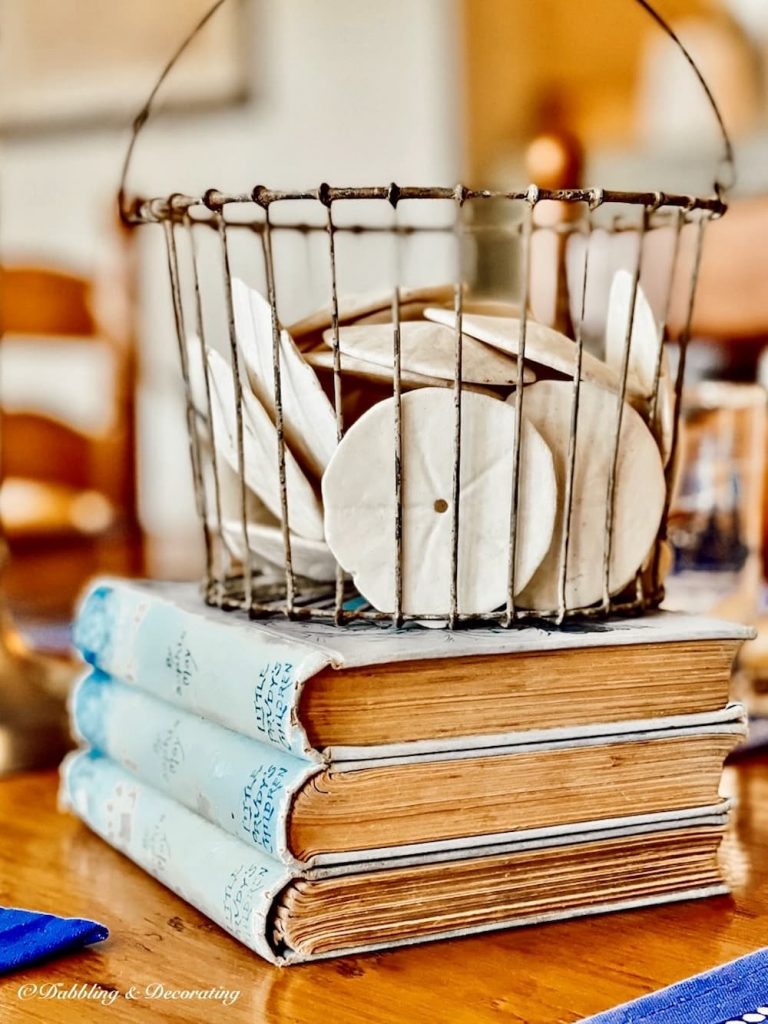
[60,751,732,965]
[70,670,745,867]
[73,579,753,762]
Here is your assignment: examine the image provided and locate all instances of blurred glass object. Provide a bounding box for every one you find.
[665,383,766,620]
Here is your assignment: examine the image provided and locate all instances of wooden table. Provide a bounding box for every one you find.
[2,760,768,1024]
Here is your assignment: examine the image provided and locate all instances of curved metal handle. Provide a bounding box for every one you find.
[634,0,734,197]
[118,0,229,221]
[118,0,736,220]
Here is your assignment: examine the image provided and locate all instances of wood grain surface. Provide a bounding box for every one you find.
[1,760,766,1024]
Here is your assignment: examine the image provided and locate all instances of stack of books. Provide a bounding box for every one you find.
[61,579,751,964]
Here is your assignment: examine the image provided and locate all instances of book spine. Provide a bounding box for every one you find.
[60,749,291,965]
[73,580,328,760]
[71,671,317,866]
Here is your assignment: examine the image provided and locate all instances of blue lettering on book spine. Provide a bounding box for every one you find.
[223,863,270,941]
[253,662,294,747]
[240,765,288,856]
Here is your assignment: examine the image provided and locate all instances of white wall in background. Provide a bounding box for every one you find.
[1,0,462,569]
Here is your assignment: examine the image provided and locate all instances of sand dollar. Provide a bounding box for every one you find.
[288,284,455,344]
[305,348,501,397]
[515,380,666,611]
[604,270,675,464]
[323,321,534,388]
[425,307,644,398]
[232,279,337,481]
[209,459,277,528]
[322,388,556,615]
[221,520,337,581]
[604,270,661,397]
[207,349,324,541]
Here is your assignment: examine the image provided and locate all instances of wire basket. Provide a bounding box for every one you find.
[120,0,734,628]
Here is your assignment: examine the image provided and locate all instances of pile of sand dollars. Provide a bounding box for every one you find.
[194,271,673,617]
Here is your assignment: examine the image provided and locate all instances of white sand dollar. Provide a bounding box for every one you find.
[206,349,324,541]
[515,380,666,611]
[425,307,644,398]
[289,284,455,342]
[605,271,661,397]
[232,279,337,480]
[322,321,534,387]
[322,388,557,615]
[304,348,502,397]
[221,520,337,581]
[604,270,674,464]
[184,333,209,418]
[642,354,675,468]
[211,459,277,527]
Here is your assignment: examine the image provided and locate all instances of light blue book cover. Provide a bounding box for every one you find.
[60,750,291,964]
[71,670,316,866]
[73,577,754,762]
[73,579,329,761]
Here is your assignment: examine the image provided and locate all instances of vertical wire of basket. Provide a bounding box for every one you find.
[119,0,734,629]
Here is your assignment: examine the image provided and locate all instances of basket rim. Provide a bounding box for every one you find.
[123,183,727,226]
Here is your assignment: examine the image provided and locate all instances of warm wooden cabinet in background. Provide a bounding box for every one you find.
[462,0,730,182]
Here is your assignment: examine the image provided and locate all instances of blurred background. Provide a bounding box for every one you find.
[1,0,768,653]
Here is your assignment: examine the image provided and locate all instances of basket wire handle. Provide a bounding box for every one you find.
[119,0,229,221]
[118,0,736,219]
[634,0,735,199]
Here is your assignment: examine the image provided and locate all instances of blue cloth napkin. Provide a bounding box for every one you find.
[0,908,108,974]
[583,947,768,1024]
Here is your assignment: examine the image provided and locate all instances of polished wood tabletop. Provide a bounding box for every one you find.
[1,759,767,1024]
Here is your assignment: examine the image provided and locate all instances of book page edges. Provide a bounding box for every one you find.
[331,708,747,771]
[309,801,733,867]
[327,704,748,761]
[280,886,730,964]
[306,804,732,874]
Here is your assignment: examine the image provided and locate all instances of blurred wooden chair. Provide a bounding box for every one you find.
[0,259,142,619]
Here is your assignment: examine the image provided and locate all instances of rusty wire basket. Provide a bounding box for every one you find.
[119,0,734,628]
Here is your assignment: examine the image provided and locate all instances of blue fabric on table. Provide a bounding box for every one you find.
[583,947,768,1024]
[0,908,108,974]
